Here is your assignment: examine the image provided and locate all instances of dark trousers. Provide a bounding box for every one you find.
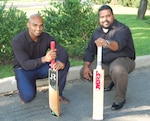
[15,61,70,103]
[80,57,135,102]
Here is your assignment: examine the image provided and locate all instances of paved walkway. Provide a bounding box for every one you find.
[0,66,150,121]
[4,1,150,16]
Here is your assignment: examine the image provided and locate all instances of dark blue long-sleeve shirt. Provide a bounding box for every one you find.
[11,30,69,70]
[84,20,136,64]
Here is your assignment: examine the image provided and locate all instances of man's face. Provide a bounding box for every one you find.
[99,9,114,29]
[27,16,44,39]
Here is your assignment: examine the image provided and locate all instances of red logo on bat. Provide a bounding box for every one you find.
[96,71,101,89]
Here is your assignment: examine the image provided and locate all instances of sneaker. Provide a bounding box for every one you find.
[59,96,69,104]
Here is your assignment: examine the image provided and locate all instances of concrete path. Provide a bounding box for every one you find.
[0,66,150,121]
[4,1,150,16]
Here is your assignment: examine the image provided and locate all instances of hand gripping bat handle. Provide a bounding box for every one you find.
[50,41,55,68]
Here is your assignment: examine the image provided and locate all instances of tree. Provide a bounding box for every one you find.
[137,0,148,19]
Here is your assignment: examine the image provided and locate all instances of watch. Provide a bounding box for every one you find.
[106,40,110,48]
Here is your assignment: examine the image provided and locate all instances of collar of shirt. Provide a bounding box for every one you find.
[98,19,118,33]
[25,30,43,43]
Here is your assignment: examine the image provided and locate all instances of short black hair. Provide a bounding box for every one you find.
[98,5,113,14]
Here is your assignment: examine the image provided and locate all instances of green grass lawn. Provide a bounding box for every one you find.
[0,64,14,78]
[116,14,150,56]
[0,14,150,79]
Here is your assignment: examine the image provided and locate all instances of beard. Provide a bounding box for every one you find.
[101,20,112,29]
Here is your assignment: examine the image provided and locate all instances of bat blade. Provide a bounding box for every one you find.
[48,69,60,117]
[48,41,60,117]
[92,68,104,120]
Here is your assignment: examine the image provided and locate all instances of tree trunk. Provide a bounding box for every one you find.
[137,0,148,19]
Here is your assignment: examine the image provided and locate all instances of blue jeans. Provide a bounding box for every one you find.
[15,61,70,103]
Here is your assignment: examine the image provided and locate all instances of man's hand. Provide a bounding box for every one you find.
[95,38,108,47]
[95,38,119,51]
[53,61,65,71]
[83,66,93,81]
[41,49,57,63]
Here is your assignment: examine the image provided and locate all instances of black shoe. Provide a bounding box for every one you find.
[111,100,126,110]
[104,82,114,92]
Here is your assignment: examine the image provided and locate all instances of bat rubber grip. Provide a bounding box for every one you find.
[51,41,55,50]
[50,41,55,67]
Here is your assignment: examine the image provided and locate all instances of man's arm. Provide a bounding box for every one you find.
[12,38,56,70]
[55,42,69,64]
[12,40,41,70]
[95,38,119,51]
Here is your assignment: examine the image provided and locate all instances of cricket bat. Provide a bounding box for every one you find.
[48,41,60,117]
[92,46,104,120]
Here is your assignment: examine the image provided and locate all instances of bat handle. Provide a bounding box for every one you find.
[50,41,55,68]
[97,46,102,69]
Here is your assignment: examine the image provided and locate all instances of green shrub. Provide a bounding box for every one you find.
[0,0,149,65]
[92,0,111,4]
[90,0,149,9]
[0,1,27,64]
[117,0,141,8]
[40,0,98,58]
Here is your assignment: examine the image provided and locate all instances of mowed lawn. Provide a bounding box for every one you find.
[0,6,150,78]
[115,14,150,56]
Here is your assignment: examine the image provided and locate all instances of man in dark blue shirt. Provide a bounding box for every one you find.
[11,14,70,104]
[80,5,135,110]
